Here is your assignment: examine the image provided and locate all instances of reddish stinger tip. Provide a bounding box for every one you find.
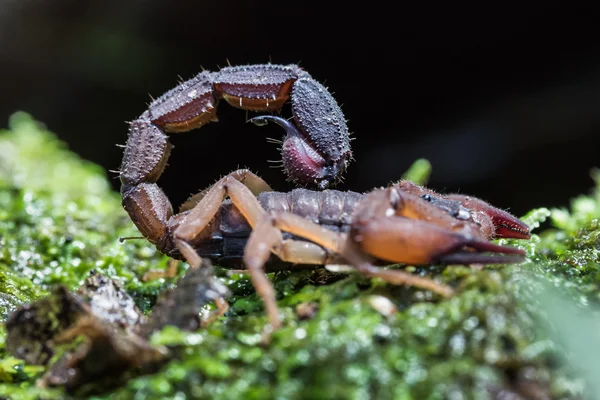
[249,115,347,188]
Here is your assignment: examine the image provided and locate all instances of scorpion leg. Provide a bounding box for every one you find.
[179,170,273,213]
[243,217,283,330]
[244,217,346,330]
[173,169,269,268]
[251,212,454,297]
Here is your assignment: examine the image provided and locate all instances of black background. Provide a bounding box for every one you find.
[1,2,599,217]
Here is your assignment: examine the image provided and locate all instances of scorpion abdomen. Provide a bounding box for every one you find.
[218,189,363,237]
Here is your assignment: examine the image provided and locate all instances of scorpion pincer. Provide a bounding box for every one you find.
[119,64,531,331]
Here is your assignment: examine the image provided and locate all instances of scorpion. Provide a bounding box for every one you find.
[119,63,531,330]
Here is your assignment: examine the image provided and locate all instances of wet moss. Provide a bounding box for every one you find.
[0,112,598,398]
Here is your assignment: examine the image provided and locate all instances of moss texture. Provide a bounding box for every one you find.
[0,113,598,399]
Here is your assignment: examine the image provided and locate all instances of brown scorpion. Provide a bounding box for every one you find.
[119,64,531,330]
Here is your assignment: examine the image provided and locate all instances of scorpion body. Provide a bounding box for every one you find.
[162,183,528,273]
[119,63,531,331]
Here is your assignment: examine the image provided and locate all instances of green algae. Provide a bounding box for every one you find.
[0,112,599,399]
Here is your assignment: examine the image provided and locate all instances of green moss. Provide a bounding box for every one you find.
[401,158,432,186]
[0,112,599,398]
[0,113,177,313]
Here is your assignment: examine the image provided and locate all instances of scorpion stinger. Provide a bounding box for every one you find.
[249,115,343,190]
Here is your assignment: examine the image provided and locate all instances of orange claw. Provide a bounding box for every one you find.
[351,214,525,266]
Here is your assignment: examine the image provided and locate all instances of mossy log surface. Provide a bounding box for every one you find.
[0,113,598,399]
